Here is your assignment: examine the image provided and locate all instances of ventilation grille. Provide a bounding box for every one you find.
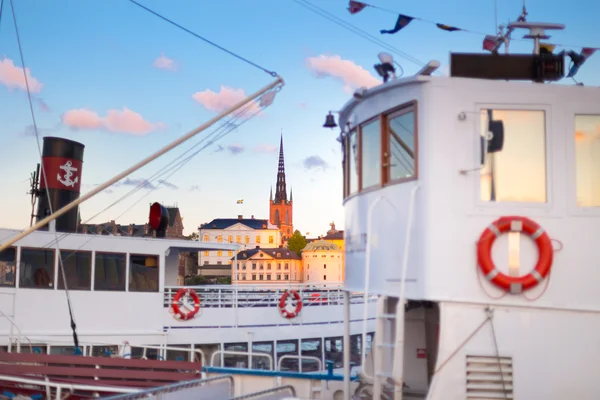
[466,355,514,399]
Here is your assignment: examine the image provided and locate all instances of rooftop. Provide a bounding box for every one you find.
[304,240,341,252]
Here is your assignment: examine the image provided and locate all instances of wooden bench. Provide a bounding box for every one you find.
[0,351,202,389]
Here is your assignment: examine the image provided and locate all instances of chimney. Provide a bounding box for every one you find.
[128,223,134,236]
[251,215,254,219]
[35,136,85,233]
[255,245,260,249]
[238,215,243,220]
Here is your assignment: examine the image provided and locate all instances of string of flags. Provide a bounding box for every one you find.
[346,0,599,58]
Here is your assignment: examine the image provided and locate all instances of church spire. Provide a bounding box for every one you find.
[270,185,273,201]
[274,132,287,203]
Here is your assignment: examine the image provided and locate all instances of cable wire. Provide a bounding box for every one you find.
[9,0,80,350]
[127,0,277,77]
[291,0,429,69]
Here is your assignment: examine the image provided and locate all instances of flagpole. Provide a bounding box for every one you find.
[0,76,284,253]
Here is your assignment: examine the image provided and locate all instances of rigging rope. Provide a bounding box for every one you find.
[291,0,430,70]
[9,0,80,350]
[127,0,278,77]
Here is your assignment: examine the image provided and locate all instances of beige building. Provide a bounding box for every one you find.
[232,246,302,283]
[302,240,344,283]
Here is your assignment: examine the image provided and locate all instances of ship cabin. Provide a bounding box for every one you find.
[333,51,600,395]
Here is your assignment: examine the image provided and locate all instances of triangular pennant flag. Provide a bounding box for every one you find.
[436,23,461,32]
[567,48,597,78]
[380,14,414,34]
[581,48,597,58]
[347,0,367,14]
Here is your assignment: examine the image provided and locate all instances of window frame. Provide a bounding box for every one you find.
[18,247,56,290]
[343,100,419,200]
[93,251,127,292]
[565,105,600,216]
[0,246,17,288]
[57,249,92,291]
[471,103,553,216]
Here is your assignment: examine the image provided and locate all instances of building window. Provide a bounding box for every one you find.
[267,263,272,270]
[19,248,55,289]
[259,274,264,280]
[129,254,159,292]
[58,250,92,290]
[324,264,327,269]
[217,261,222,265]
[284,263,289,270]
[269,235,274,244]
[228,251,233,257]
[204,261,209,265]
[277,263,281,270]
[228,235,233,243]
[245,235,250,244]
[217,250,222,257]
[0,247,16,287]
[252,274,256,280]
[256,236,261,243]
[217,235,223,243]
[203,251,209,257]
[360,117,382,190]
[94,252,126,291]
[203,235,209,242]
[267,275,271,280]
[324,275,327,280]
[385,106,416,182]
[575,114,600,207]
[480,109,546,203]
[284,274,289,280]
[277,274,281,280]
[259,264,264,270]
[252,263,257,270]
[242,274,246,280]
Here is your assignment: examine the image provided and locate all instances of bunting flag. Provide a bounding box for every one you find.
[380,14,414,35]
[347,0,367,14]
[567,48,597,78]
[482,35,501,52]
[436,23,461,32]
[236,199,244,204]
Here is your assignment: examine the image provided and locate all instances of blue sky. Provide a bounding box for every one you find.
[0,0,598,236]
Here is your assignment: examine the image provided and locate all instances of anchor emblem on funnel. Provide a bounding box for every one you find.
[57,160,79,188]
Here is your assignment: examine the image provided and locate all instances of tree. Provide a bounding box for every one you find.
[287,230,307,256]
[186,231,199,241]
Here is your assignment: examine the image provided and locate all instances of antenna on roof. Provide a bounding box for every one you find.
[508,21,565,55]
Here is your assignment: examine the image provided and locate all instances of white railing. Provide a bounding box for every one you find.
[277,354,322,372]
[0,374,138,400]
[211,350,274,370]
[163,284,375,309]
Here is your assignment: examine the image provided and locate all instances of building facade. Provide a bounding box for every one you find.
[302,240,344,283]
[232,246,302,283]
[269,135,294,241]
[198,216,282,268]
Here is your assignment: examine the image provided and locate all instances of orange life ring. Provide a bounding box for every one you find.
[171,289,201,320]
[477,216,553,293]
[279,290,303,319]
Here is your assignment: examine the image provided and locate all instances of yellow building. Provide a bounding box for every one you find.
[310,222,344,250]
[232,246,302,283]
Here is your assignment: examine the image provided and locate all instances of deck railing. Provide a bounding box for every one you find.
[163,284,374,309]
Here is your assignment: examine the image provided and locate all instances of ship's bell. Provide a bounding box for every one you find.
[323,112,338,129]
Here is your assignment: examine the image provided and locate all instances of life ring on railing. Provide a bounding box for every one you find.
[477,216,553,294]
[279,290,303,319]
[171,288,201,320]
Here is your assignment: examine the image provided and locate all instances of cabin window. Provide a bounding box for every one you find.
[345,130,359,196]
[58,250,91,290]
[19,248,54,289]
[300,338,322,372]
[129,254,159,292]
[385,105,417,182]
[224,342,248,368]
[252,341,274,370]
[325,337,343,369]
[0,247,16,287]
[350,334,362,366]
[479,109,546,203]
[574,115,600,207]
[94,252,126,291]
[277,339,299,372]
[360,118,382,189]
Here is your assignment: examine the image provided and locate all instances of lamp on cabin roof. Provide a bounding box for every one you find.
[374,52,396,83]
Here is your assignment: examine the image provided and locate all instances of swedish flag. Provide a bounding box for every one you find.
[236,199,244,204]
